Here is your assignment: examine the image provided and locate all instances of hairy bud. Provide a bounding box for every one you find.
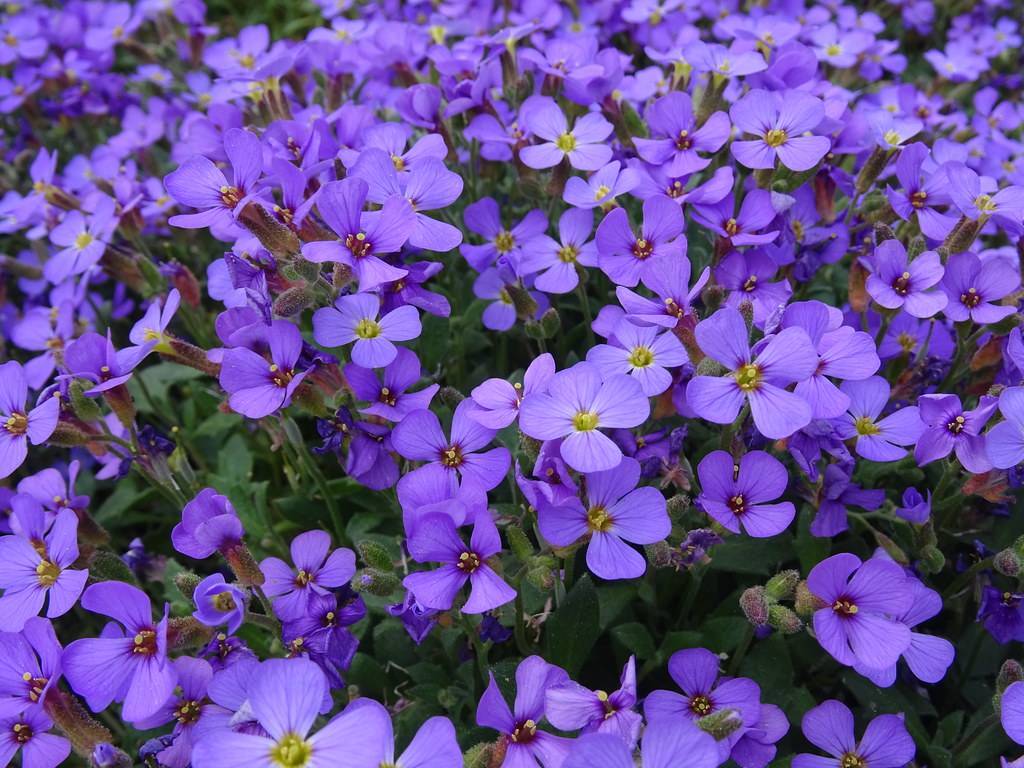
[696,708,743,740]
[768,604,804,634]
[794,580,820,617]
[765,570,800,601]
[740,586,770,627]
[357,540,395,572]
[174,570,202,601]
[999,660,1024,693]
[352,568,401,596]
[223,542,265,586]
[505,525,534,563]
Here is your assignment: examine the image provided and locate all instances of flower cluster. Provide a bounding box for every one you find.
[0,0,1022,766]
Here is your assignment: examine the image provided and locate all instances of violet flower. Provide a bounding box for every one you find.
[792,700,915,768]
[403,513,516,613]
[192,574,247,634]
[520,98,613,171]
[914,393,997,473]
[687,307,817,439]
[62,582,177,723]
[0,707,69,768]
[807,553,912,670]
[731,89,831,172]
[835,376,923,462]
[218,319,310,419]
[260,530,356,621]
[63,331,153,395]
[940,252,1019,325]
[344,348,439,423]
[866,240,947,319]
[518,208,598,294]
[45,196,117,282]
[546,656,642,747]
[988,387,1024,469]
[312,292,421,369]
[172,488,244,560]
[587,318,687,396]
[696,450,795,538]
[537,457,670,580]
[476,656,571,768]
[0,361,59,479]
[634,91,730,176]
[563,161,640,210]
[469,353,555,429]
[595,195,685,288]
[564,724,718,768]
[519,361,650,473]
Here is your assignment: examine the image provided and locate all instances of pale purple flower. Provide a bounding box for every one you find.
[866,240,947,318]
[520,98,614,171]
[914,393,997,473]
[793,700,915,768]
[587,318,687,396]
[312,293,421,368]
[731,89,831,172]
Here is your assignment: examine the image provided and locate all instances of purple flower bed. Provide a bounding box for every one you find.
[0,0,1023,766]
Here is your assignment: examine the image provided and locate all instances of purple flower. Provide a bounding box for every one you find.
[344,348,439,423]
[0,617,62,716]
[0,361,58,479]
[781,301,880,419]
[587,319,687,396]
[634,92,730,176]
[313,293,421,369]
[1003,682,1024,746]
[537,457,669,580]
[564,723,718,768]
[191,658,369,768]
[854,574,954,687]
[469,353,555,429]
[596,195,685,288]
[520,98,613,171]
[944,161,1024,223]
[835,376,923,462]
[301,178,413,291]
[260,530,356,621]
[979,587,1024,644]
[546,656,642,747]
[392,399,511,492]
[192,574,247,634]
[896,487,932,523]
[403,513,515,613]
[914,393,997,473]
[792,700,915,768]
[0,506,86,631]
[563,161,639,210]
[809,464,885,538]
[687,307,817,439]
[692,190,780,247]
[696,450,795,538]
[461,198,547,272]
[519,361,650,473]
[10,301,75,389]
[989,387,1024,469]
[645,647,762,754]
[717,248,792,325]
[131,657,214,768]
[886,143,957,240]
[45,196,117,282]
[866,240,947,318]
[172,488,244,560]
[476,656,571,767]
[64,331,153,396]
[616,257,709,328]
[807,553,912,670]
[165,128,264,231]
[219,320,310,419]
[730,89,830,172]
[62,582,177,723]
[129,288,181,352]
[940,252,1019,325]
[0,707,69,768]
[518,208,598,294]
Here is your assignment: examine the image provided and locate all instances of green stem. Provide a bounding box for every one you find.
[576,279,596,349]
[951,712,998,759]
[460,613,489,686]
[728,624,755,676]
[513,587,531,656]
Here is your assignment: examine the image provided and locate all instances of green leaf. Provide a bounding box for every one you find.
[545,575,600,676]
[610,623,656,661]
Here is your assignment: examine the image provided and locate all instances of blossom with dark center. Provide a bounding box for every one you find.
[792,700,915,768]
[344,347,439,423]
[595,194,686,288]
[807,553,912,670]
[403,513,515,613]
[218,319,310,419]
[696,450,795,538]
[914,393,997,473]
[192,573,247,634]
[940,251,1019,325]
[546,656,643,747]
[0,361,59,480]
[634,91,731,177]
[865,239,947,318]
[259,530,356,621]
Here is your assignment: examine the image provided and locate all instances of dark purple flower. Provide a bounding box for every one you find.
[172,488,244,560]
[914,393,997,473]
[596,195,685,288]
[866,240,947,318]
[792,700,914,768]
[192,574,247,634]
[260,530,356,621]
[696,450,795,538]
[218,319,310,419]
[634,92,730,176]
[941,252,1019,325]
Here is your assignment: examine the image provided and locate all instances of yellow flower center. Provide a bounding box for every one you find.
[556,132,577,153]
[587,506,613,532]
[213,592,237,612]
[764,129,788,147]
[854,416,880,436]
[882,129,902,147]
[832,598,858,616]
[594,184,611,201]
[734,364,762,391]
[271,733,313,768]
[628,346,655,368]
[494,231,515,253]
[4,412,28,436]
[35,559,60,587]
[557,245,579,263]
[74,232,94,250]
[572,411,599,431]
[456,551,481,572]
[825,43,842,57]
[131,630,158,655]
[354,318,381,339]
[973,194,997,214]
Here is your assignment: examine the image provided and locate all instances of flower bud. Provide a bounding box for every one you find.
[740,586,770,627]
[88,549,137,584]
[855,146,892,194]
[506,284,538,322]
[505,525,534,563]
[873,530,908,565]
[918,544,946,574]
[695,357,726,377]
[462,743,494,768]
[999,660,1024,693]
[666,494,690,521]
[794,580,821,617]
[519,432,541,462]
[239,203,302,259]
[439,386,465,408]
[645,540,674,568]
[92,742,133,768]
[873,223,896,245]
[737,300,754,332]
[765,570,800,601]
[44,689,113,758]
[526,565,556,591]
[223,542,266,586]
[540,307,561,338]
[69,380,103,422]
[701,284,724,312]
[995,549,1023,577]
[174,570,202,600]
[167,338,220,376]
[102,384,136,429]
[696,708,743,740]
[353,568,401,596]
[357,541,395,572]
[907,235,927,259]
[167,616,214,650]
[768,604,804,634]
[273,286,316,318]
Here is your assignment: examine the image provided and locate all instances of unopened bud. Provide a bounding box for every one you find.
[167,616,214,650]
[102,384,136,429]
[768,604,803,634]
[353,568,401,596]
[646,540,674,568]
[273,286,315,318]
[794,581,820,617]
[995,549,1023,577]
[48,419,92,447]
[167,338,220,376]
[526,565,556,591]
[239,204,302,258]
[765,570,800,601]
[506,284,538,322]
[519,432,541,462]
[907,235,927,259]
[540,307,561,337]
[873,223,896,245]
[918,544,945,574]
[223,543,265,587]
[666,494,690,521]
[696,708,743,740]
[998,660,1024,693]
[873,531,908,565]
[70,380,103,421]
[737,300,754,332]
[174,570,202,600]
[855,146,892,194]
[91,742,133,768]
[44,689,113,758]
[695,357,726,377]
[462,743,494,768]
[439,386,464,408]
[506,525,534,563]
[701,284,724,312]
[740,586,770,627]
[332,262,354,288]
[357,541,394,572]
[88,549,137,584]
